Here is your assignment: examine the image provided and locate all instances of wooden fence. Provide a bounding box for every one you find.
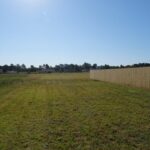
[90,67,150,89]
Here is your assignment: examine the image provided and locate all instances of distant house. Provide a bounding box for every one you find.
[7,71,17,74]
[39,69,54,73]
[0,69,3,73]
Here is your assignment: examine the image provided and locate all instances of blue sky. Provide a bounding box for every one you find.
[0,0,150,67]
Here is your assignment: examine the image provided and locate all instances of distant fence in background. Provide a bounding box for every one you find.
[90,67,150,89]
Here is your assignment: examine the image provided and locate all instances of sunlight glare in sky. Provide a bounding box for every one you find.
[14,0,48,11]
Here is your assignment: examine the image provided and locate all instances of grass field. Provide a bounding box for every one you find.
[0,73,150,150]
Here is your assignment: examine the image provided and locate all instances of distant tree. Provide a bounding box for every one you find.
[92,64,97,69]
[10,64,15,71]
[16,64,22,72]
[74,64,82,72]
[82,63,91,71]
[120,65,124,68]
[0,62,150,73]
[30,65,36,72]
[42,64,50,70]
[39,65,43,71]
[46,64,50,70]
[55,65,60,72]
[21,64,26,72]
[3,65,9,73]
[100,64,110,69]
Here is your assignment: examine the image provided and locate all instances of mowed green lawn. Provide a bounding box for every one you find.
[0,73,150,150]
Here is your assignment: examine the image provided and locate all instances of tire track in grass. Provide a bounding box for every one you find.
[43,79,98,149]
[0,81,27,109]
[47,79,150,150]
[43,81,68,149]
[0,82,49,149]
[63,81,102,149]
[0,83,32,149]
[43,80,74,149]
[13,82,51,150]
[42,80,150,149]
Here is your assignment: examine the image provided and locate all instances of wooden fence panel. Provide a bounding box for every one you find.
[90,67,150,89]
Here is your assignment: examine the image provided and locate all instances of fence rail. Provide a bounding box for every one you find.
[90,67,150,89]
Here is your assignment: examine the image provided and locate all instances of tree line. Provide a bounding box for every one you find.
[0,63,150,73]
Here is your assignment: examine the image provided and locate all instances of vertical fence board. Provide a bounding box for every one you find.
[90,67,150,89]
